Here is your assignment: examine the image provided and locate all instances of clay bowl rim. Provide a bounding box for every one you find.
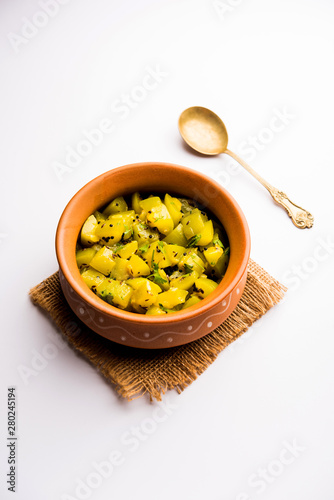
[56,162,250,325]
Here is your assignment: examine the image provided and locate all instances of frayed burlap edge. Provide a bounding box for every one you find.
[29,259,286,401]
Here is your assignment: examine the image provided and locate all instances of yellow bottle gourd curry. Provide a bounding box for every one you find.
[76,192,230,315]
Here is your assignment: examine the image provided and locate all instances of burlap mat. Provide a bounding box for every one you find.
[29,259,286,401]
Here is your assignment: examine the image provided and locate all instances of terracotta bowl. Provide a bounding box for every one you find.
[56,162,250,349]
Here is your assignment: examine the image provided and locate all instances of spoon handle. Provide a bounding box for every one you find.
[224,149,314,229]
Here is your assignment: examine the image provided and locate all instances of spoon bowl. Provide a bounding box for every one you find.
[179,106,228,155]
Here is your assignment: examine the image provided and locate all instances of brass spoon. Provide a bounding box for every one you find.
[178,106,314,229]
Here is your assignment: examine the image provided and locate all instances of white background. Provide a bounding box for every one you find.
[1,0,334,498]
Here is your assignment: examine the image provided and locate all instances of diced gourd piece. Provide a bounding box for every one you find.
[155,287,188,309]
[169,271,198,290]
[109,257,131,280]
[212,232,225,247]
[146,305,168,315]
[128,255,150,277]
[133,222,159,247]
[106,243,122,254]
[95,215,125,244]
[182,295,202,309]
[103,196,128,216]
[203,244,224,267]
[164,193,182,226]
[154,268,169,290]
[147,207,174,236]
[179,198,197,214]
[178,249,206,275]
[197,220,214,246]
[80,215,99,246]
[93,211,106,223]
[76,248,97,268]
[146,304,177,315]
[81,267,106,290]
[89,246,116,275]
[138,210,147,222]
[182,209,207,240]
[126,277,146,289]
[164,244,186,265]
[148,267,169,289]
[131,192,142,214]
[131,302,146,314]
[197,249,207,264]
[212,249,229,279]
[95,279,113,301]
[200,232,224,253]
[96,279,133,309]
[214,231,229,253]
[137,242,150,254]
[110,210,136,240]
[142,241,172,269]
[131,280,160,309]
[110,209,135,222]
[126,278,162,294]
[163,223,188,247]
[169,269,183,280]
[139,196,162,212]
[115,240,138,259]
[114,290,133,310]
[194,278,219,298]
[112,282,132,309]
[91,243,103,252]
[140,196,174,235]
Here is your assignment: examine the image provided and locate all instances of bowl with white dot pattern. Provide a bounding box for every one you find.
[56,162,250,349]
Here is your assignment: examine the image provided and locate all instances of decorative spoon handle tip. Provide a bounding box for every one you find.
[268,188,314,229]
